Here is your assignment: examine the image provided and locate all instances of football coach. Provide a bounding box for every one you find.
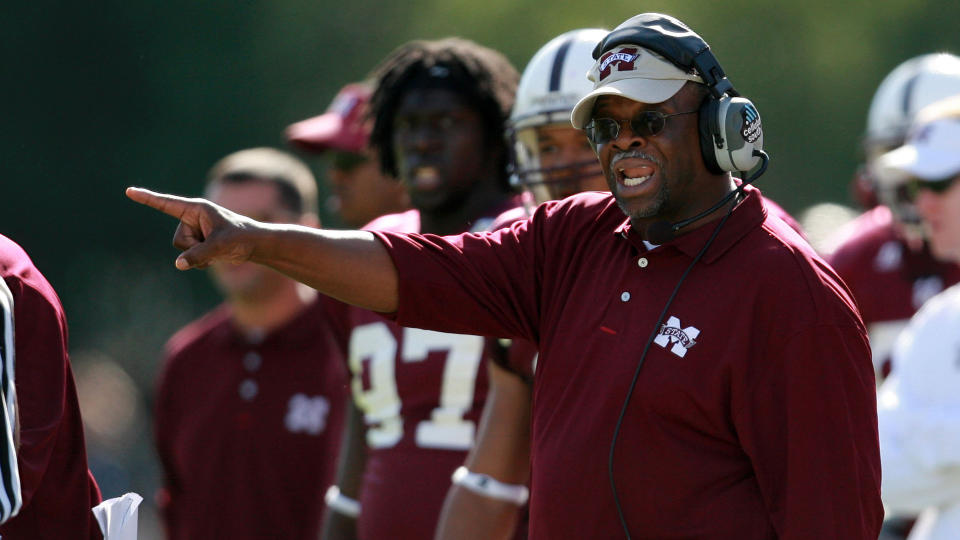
[128,13,882,539]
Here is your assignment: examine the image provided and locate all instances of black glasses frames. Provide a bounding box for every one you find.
[585,110,698,145]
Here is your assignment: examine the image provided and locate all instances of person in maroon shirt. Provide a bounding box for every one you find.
[286,82,410,228]
[825,53,960,378]
[153,148,348,540]
[127,13,882,539]
[0,234,103,539]
[315,38,522,540]
[437,27,816,540]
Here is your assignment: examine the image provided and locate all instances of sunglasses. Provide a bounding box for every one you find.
[904,175,959,199]
[585,110,698,145]
[329,151,369,172]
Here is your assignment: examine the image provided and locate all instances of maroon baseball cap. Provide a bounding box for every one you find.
[286,83,372,154]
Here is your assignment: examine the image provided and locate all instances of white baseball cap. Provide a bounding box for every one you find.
[876,115,960,185]
[570,44,703,129]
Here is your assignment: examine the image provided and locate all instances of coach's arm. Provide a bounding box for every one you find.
[126,188,398,312]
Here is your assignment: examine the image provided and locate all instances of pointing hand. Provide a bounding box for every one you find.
[126,187,259,270]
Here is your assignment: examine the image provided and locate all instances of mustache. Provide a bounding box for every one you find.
[610,150,662,169]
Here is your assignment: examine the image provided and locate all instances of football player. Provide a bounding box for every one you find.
[318,38,522,540]
[825,54,960,378]
[508,31,609,206]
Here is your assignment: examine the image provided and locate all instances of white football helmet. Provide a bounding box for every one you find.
[866,53,960,158]
[864,53,960,227]
[508,28,607,203]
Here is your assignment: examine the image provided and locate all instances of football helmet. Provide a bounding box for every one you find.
[863,53,960,227]
[509,28,608,203]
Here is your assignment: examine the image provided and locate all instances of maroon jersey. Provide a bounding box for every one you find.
[154,298,348,540]
[0,234,103,540]
[373,187,882,539]
[826,206,960,372]
[333,203,519,540]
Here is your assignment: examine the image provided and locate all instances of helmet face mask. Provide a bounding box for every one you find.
[509,111,604,203]
[509,29,609,204]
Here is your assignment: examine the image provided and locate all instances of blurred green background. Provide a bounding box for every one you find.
[3,0,959,536]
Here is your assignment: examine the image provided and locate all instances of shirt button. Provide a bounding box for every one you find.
[243,351,262,372]
[637,257,649,268]
[238,379,258,401]
[621,292,631,302]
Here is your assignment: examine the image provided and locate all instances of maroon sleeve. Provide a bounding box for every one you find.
[0,271,102,539]
[733,323,883,539]
[372,207,547,342]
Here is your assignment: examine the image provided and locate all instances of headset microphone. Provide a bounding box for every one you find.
[645,151,769,245]
[646,189,740,244]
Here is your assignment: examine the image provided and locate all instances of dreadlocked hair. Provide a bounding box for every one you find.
[368,37,520,192]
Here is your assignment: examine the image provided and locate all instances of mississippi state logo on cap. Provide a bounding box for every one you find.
[598,47,641,81]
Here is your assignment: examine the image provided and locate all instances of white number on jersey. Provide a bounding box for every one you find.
[348,322,484,450]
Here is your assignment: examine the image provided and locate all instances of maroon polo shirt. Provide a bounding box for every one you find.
[154,298,348,540]
[0,234,102,540]
[373,186,883,539]
[826,206,960,371]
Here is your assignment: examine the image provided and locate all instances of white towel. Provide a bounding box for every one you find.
[92,492,143,540]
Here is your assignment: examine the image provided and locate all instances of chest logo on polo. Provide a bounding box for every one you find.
[653,316,700,358]
[284,393,331,435]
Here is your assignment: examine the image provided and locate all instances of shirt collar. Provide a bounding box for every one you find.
[223,297,326,349]
[613,184,768,263]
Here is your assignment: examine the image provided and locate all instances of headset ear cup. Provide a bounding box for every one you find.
[719,97,763,172]
[698,96,724,174]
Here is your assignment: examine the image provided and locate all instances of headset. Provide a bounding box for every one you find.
[592,13,763,176]
[595,14,771,538]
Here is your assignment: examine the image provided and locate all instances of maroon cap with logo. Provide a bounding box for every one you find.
[286,83,372,154]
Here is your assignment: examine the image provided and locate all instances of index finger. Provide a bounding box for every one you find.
[126,187,198,221]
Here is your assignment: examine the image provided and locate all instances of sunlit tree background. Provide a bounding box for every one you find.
[3,1,959,536]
